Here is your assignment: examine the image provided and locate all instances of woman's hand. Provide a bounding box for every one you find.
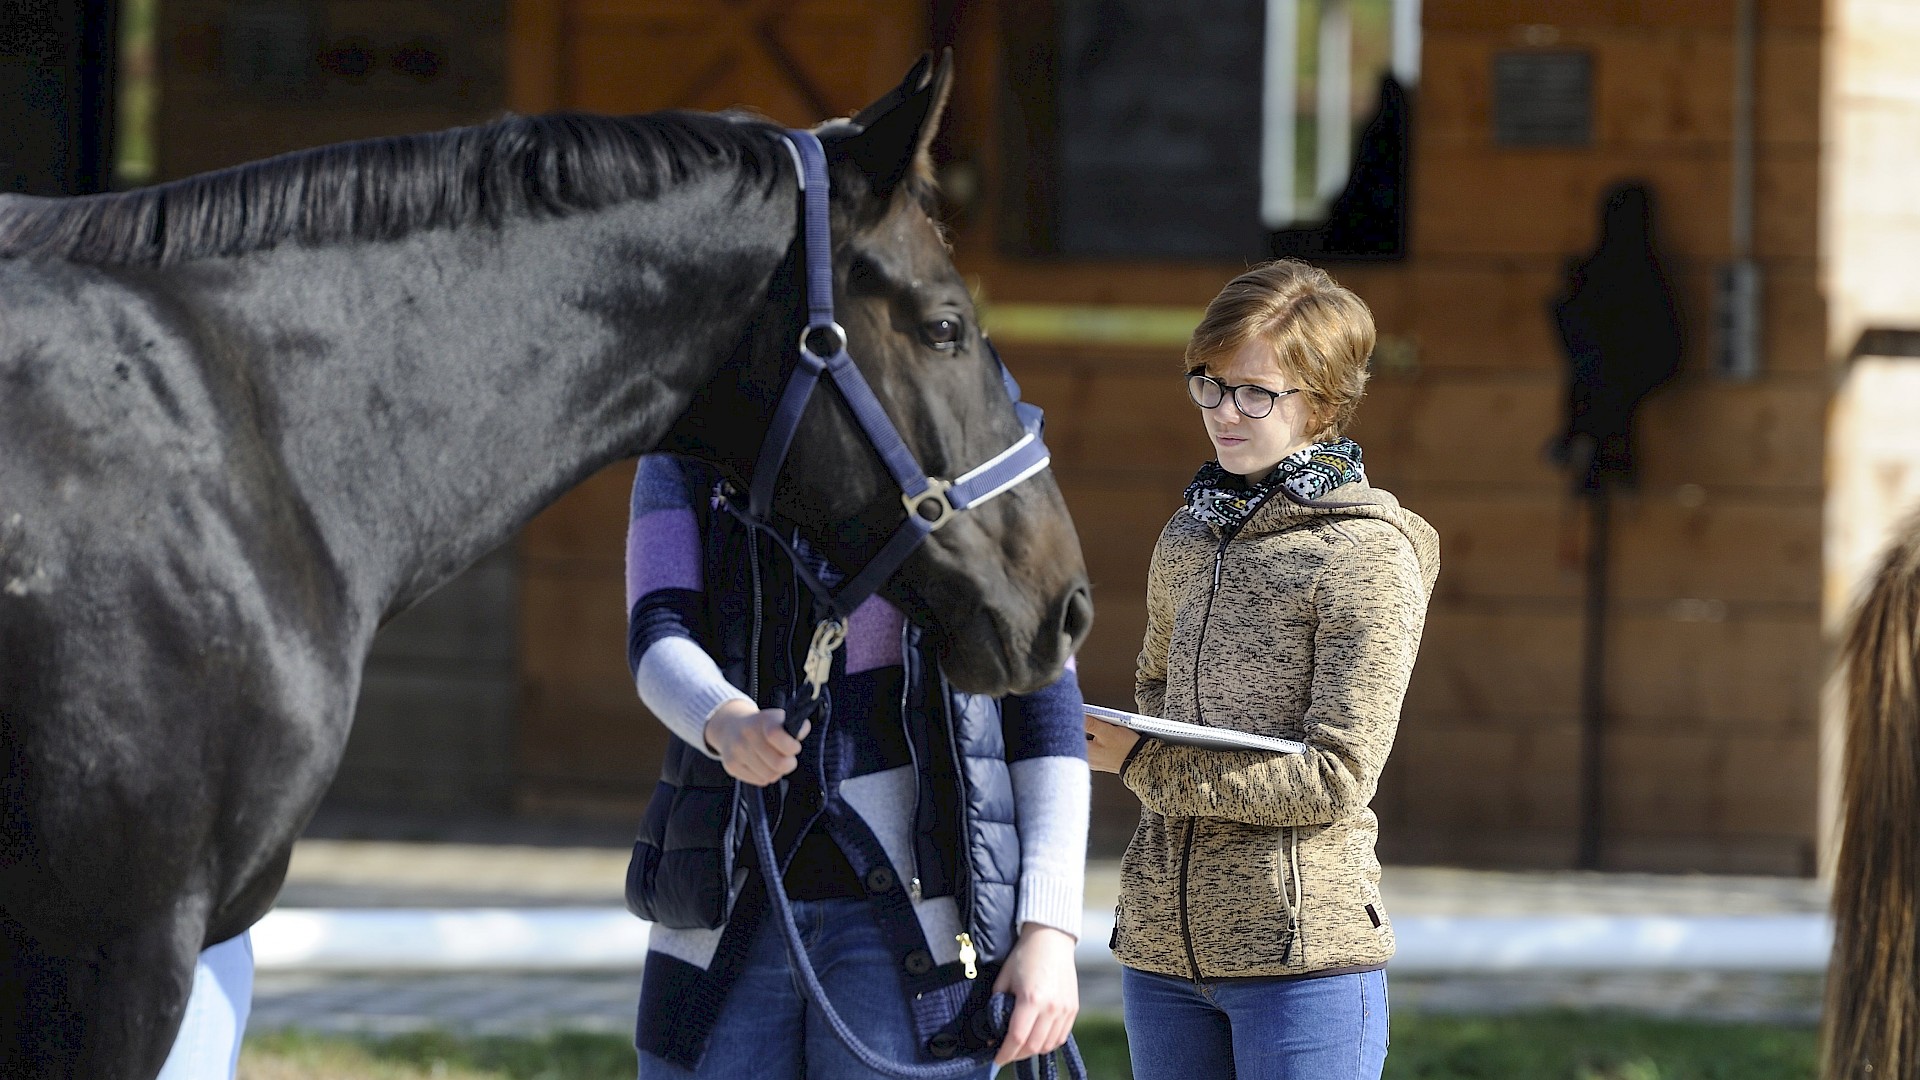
[1084,715,1140,774]
[702,698,809,786]
[991,923,1079,1066]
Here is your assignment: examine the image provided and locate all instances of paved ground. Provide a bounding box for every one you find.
[249,810,1830,1035]
[251,972,645,1037]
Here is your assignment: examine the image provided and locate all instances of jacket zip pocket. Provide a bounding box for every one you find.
[1280,826,1301,964]
[1176,818,1203,982]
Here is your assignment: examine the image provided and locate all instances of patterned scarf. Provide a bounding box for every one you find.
[1183,438,1367,531]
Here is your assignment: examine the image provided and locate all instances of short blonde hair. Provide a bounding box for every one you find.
[1184,259,1374,442]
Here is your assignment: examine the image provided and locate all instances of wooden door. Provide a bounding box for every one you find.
[511,0,925,121]
[505,0,926,816]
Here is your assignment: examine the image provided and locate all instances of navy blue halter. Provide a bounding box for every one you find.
[733,128,1084,1080]
[734,129,1052,700]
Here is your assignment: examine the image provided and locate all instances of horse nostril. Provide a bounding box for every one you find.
[1059,585,1094,649]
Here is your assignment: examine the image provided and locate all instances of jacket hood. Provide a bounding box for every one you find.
[1237,480,1440,596]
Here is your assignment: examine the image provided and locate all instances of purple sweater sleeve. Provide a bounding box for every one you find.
[626,456,748,754]
[626,456,709,671]
[1001,659,1090,763]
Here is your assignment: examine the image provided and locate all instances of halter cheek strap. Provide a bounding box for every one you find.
[735,129,1053,701]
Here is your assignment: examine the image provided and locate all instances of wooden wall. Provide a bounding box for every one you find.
[941,0,1829,871]
[499,0,1833,869]
[505,0,928,816]
[156,0,507,180]
[1366,0,1825,873]
[155,0,520,813]
[1817,0,1920,872]
[149,0,1843,870]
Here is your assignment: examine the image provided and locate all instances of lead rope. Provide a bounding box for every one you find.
[748,784,1084,1080]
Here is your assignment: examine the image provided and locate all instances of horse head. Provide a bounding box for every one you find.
[670,55,1092,696]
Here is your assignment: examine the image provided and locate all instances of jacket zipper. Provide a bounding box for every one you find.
[1176,534,1232,980]
[1191,535,1232,726]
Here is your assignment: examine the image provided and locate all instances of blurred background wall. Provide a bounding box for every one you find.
[63,0,1920,873]
[3,0,117,194]
[150,0,519,811]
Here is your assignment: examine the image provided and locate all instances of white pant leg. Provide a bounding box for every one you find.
[155,930,255,1080]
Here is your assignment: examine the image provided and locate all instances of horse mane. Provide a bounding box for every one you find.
[1826,507,1920,1079]
[0,110,790,267]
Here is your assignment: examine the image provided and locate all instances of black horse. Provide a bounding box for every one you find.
[0,56,1091,1079]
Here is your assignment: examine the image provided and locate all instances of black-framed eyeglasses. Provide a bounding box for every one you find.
[1186,373,1302,419]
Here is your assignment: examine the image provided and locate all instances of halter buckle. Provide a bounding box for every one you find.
[902,478,956,532]
[801,617,848,701]
[797,321,849,361]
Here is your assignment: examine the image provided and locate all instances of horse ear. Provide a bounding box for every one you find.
[831,49,953,203]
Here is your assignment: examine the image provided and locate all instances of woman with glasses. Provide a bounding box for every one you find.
[1084,259,1439,1080]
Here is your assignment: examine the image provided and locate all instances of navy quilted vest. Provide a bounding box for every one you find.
[624,474,1021,965]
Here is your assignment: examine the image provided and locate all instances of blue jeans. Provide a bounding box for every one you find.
[639,898,991,1080]
[1122,966,1389,1080]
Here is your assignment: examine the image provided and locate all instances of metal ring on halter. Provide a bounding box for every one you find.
[798,321,849,360]
[902,478,956,532]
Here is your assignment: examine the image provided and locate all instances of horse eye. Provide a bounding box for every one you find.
[920,316,963,350]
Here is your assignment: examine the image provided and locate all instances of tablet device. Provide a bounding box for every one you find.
[1084,704,1306,754]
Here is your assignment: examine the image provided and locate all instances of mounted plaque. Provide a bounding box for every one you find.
[1493,50,1593,147]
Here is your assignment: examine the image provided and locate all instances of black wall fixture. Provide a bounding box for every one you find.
[1271,73,1411,262]
[1548,182,1685,871]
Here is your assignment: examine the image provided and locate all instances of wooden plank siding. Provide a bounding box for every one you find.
[489,0,1832,870]
[942,0,1828,871]
[506,0,926,817]
[155,0,524,813]
[136,0,1867,868]
[1815,0,1920,873]
[156,0,511,181]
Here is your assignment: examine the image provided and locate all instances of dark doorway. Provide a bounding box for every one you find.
[1,0,117,195]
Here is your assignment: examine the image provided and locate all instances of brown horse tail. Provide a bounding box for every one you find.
[1826,516,1920,1080]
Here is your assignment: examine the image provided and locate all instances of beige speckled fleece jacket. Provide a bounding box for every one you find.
[1112,479,1439,980]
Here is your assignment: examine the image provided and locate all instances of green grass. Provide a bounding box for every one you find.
[1383,1013,1816,1080]
[240,1013,1818,1080]
[241,1030,640,1080]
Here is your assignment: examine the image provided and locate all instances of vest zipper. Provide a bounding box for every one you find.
[730,510,765,916]
[941,671,976,963]
[899,619,924,902]
[747,533,764,703]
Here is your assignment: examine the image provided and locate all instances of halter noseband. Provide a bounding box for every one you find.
[729,129,1053,700]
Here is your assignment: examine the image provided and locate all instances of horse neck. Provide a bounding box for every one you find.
[193,186,791,627]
